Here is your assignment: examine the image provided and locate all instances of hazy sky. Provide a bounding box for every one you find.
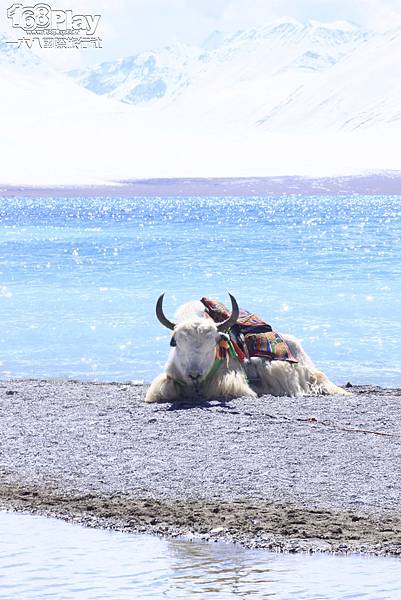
[1,0,401,68]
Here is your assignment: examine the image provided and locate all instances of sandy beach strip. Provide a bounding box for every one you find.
[0,379,401,556]
[2,172,401,197]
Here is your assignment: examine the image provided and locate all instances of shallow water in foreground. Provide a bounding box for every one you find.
[0,195,400,385]
[0,512,400,599]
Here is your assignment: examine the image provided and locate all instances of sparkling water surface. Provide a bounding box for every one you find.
[0,195,400,385]
[0,512,400,600]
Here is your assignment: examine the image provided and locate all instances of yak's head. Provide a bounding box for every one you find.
[155,293,239,386]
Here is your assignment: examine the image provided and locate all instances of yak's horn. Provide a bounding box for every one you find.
[156,293,176,330]
[217,293,240,332]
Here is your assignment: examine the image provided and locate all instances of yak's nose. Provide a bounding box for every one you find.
[189,373,201,382]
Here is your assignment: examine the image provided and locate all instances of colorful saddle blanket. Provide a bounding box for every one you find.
[201,297,297,363]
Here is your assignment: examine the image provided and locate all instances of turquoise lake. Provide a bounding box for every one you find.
[0,195,400,385]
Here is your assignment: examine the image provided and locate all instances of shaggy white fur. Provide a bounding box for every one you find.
[145,301,349,403]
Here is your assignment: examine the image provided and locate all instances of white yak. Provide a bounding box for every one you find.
[145,293,348,403]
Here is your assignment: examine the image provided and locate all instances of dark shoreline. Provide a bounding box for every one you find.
[1,380,401,556]
[2,484,401,556]
[2,172,401,197]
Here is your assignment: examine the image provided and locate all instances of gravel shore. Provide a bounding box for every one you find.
[1,380,401,556]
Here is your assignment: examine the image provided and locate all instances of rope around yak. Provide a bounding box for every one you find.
[264,413,401,438]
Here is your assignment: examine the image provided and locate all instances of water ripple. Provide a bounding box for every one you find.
[1,512,401,599]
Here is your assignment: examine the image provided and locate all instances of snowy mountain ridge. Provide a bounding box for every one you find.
[1,19,401,184]
[67,18,369,109]
[64,18,401,135]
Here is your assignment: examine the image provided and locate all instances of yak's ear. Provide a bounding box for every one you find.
[170,336,177,347]
[219,332,230,341]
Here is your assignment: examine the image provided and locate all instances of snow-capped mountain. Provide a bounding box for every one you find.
[2,20,401,185]
[68,42,202,105]
[68,18,368,117]
[255,25,401,132]
[65,17,401,136]
[65,18,401,135]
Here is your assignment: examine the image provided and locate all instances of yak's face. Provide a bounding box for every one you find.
[171,320,222,385]
[156,293,239,387]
